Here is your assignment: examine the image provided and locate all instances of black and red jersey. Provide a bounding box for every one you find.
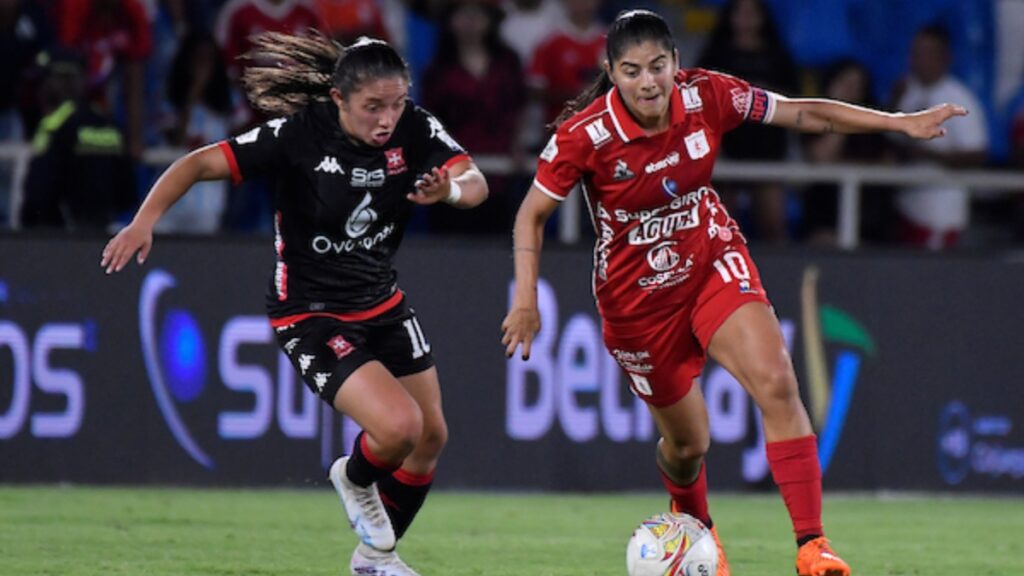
[221,100,469,319]
[533,68,778,323]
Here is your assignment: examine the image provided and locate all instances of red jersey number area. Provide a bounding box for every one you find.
[602,244,769,408]
[534,69,776,323]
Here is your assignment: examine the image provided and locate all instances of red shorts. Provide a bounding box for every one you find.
[601,245,771,407]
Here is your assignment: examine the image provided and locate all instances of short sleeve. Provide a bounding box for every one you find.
[415,108,471,172]
[221,117,292,185]
[692,69,779,133]
[533,126,588,202]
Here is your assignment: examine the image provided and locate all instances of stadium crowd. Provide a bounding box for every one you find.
[2,0,1023,248]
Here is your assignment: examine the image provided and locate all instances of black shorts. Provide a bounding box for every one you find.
[273,299,435,403]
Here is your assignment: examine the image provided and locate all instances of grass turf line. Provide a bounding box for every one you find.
[0,487,1021,575]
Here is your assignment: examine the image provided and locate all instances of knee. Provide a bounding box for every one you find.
[660,434,710,465]
[373,406,424,458]
[418,413,449,460]
[748,363,800,408]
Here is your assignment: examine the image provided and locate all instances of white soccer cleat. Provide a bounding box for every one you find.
[350,543,421,576]
[329,456,396,552]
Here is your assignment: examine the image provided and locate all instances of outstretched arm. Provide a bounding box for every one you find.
[101,143,231,273]
[501,186,560,360]
[770,97,967,139]
[406,159,489,208]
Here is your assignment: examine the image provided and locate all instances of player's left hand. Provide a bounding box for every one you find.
[902,103,967,140]
[407,166,451,205]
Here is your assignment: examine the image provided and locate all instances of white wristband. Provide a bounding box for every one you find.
[444,180,463,205]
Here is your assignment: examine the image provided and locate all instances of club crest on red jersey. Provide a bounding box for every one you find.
[684,130,710,160]
[385,147,407,175]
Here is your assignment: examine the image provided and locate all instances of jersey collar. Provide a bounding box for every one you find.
[605,84,685,143]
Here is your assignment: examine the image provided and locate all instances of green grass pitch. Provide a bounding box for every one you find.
[1,487,1021,575]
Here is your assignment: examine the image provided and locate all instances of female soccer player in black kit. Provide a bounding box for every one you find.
[102,32,488,576]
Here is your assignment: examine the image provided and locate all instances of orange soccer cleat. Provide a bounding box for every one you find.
[796,536,851,576]
[710,526,730,576]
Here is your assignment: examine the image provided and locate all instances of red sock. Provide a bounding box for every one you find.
[659,462,711,527]
[766,435,823,541]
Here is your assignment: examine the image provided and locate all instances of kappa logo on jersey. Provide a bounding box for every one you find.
[267,117,287,137]
[540,135,558,162]
[283,337,300,354]
[681,86,703,111]
[298,353,315,375]
[385,147,407,175]
[427,115,463,151]
[350,167,385,188]
[645,151,680,174]
[585,118,612,147]
[684,130,710,160]
[315,156,345,175]
[612,159,635,181]
[236,126,260,144]
[345,192,378,238]
[237,118,288,144]
[328,335,354,359]
[313,372,331,393]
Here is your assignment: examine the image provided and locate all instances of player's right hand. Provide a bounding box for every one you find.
[501,307,541,360]
[101,222,153,274]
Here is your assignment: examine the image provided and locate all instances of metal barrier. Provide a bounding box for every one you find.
[2,144,1022,249]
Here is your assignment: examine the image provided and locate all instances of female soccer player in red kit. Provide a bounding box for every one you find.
[502,10,966,576]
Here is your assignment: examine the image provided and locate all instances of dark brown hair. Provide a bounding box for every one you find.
[551,10,676,128]
[240,30,410,116]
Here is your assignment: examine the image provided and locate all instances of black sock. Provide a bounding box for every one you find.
[377,471,433,539]
[797,534,822,548]
[345,432,399,488]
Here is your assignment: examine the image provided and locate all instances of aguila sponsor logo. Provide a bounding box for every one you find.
[627,206,700,245]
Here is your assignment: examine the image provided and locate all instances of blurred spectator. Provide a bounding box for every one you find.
[799,60,893,246]
[402,0,445,100]
[891,24,988,250]
[1,0,53,139]
[500,0,565,151]
[499,0,564,66]
[0,0,53,228]
[422,0,526,234]
[157,30,233,234]
[697,0,800,243]
[20,49,136,230]
[315,0,389,44]
[58,0,152,158]
[215,0,323,84]
[527,0,604,127]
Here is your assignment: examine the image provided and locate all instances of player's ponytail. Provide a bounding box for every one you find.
[552,9,676,129]
[241,30,409,116]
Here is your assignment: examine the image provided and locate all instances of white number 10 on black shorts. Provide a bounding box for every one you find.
[274,300,435,403]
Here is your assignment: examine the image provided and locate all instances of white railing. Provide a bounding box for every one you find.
[3,144,1022,249]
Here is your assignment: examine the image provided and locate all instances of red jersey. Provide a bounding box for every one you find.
[215,0,324,76]
[58,0,152,94]
[533,68,778,323]
[528,25,605,124]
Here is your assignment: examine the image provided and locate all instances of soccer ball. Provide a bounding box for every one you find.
[626,512,718,576]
